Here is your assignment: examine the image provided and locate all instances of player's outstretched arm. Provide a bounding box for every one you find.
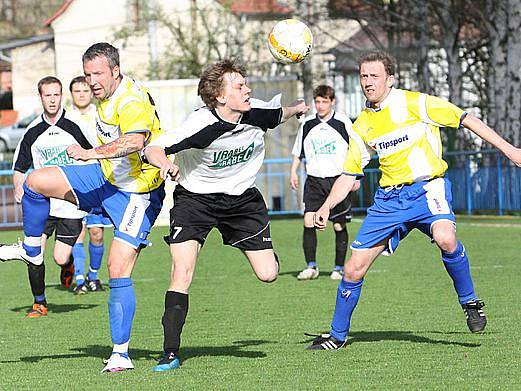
[66,133,146,161]
[281,99,310,122]
[314,174,357,230]
[462,114,521,166]
[289,155,301,190]
[144,145,179,181]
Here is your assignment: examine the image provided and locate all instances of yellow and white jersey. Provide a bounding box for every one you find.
[344,88,465,187]
[95,75,163,193]
[68,103,98,147]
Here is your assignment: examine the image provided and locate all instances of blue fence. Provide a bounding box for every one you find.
[0,150,520,228]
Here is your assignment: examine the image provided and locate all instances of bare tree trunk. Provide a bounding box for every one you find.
[296,0,314,106]
[486,0,521,144]
[415,0,432,93]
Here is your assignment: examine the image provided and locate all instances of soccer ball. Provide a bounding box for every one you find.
[268,19,313,64]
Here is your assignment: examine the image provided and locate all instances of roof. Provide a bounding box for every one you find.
[0,33,54,51]
[44,0,74,27]
[217,0,292,15]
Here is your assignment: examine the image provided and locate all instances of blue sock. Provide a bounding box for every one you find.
[88,242,104,281]
[442,241,477,304]
[72,243,86,285]
[21,183,49,257]
[108,278,135,353]
[307,261,317,268]
[330,279,364,341]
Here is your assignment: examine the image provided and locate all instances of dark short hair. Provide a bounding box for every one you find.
[313,85,335,100]
[357,50,396,76]
[37,76,62,94]
[69,75,88,91]
[198,59,247,109]
[82,42,120,69]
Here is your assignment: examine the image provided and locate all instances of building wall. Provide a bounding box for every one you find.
[11,41,55,117]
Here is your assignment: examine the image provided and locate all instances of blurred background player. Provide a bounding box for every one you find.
[68,76,112,295]
[9,76,94,317]
[290,85,359,280]
[144,59,309,372]
[309,50,521,350]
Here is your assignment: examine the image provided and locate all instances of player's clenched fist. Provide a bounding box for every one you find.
[66,144,91,161]
[313,206,329,230]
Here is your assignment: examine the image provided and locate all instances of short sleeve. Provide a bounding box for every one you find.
[418,93,465,128]
[291,122,304,158]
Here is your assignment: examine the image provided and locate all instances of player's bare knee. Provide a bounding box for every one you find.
[333,222,345,231]
[433,231,457,253]
[256,267,278,283]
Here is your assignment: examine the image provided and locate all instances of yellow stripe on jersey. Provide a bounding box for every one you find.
[95,76,163,193]
[343,88,465,187]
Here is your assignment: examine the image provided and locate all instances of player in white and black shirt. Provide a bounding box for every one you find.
[9,76,94,317]
[144,59,309,372]
[290,85,359,281]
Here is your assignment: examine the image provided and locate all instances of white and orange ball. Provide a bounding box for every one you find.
[268,19,313,64]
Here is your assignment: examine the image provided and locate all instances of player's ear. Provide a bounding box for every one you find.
[387,75,395,88]
[112,65,120,80]
[216,94,226,105]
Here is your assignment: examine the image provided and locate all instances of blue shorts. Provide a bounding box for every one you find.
[85,207,113,228]
[58,163,165,249]
[352,177,455,255]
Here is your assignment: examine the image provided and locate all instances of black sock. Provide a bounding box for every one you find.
[303,227,317,265]
[162,291,189,356]
[28,263,46,305]
[335,227,348,268]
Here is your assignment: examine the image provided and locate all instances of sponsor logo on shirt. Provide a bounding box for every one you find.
[312,139,336,155]
[41,146,74,166]
[376,134,409,151]
[96,121,112,138]
[209,142,255,169]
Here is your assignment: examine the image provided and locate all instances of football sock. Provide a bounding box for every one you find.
[72,243,86,285]
[442,241,477,304]
[162,291,189,355]
[330,278,364,342]
[108,278,135,354]
[21,183,49,257]
[334,227,348,268]
[27,263,46,305]
[87,242,104,281]
[303,227,317,266]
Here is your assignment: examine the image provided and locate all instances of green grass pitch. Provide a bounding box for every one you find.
[1,216,520,389]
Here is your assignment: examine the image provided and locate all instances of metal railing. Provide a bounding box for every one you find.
[0,150,519,228]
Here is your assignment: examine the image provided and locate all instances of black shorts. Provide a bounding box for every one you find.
[43,216,83,246]
[303,175,352,223]
[164,185,273,251]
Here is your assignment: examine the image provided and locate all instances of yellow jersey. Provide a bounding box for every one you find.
[95,75,163,193]
[344,88,465,187]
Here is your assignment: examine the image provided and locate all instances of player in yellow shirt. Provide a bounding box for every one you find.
[0,43,164,372]
[308,50,521,350]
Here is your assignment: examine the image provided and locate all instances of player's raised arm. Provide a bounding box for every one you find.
[282,99,309,122]
[461,114,521,167]
[314,174,357,229]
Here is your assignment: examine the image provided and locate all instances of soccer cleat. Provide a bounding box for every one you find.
[330,269,343,280]
[0,240,43,265]
[461,300,487,333]
[26,303,48,318]
[101,353,134,373]
[60,263,75,289]
[153,351,181,372]
[306,332,346,350]
[73,284,88,295]
[297,267,319,280]
[86,279,104,292]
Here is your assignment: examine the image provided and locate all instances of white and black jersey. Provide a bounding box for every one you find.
[291,111,353,178]
[13,108,94,219]
[150,95,283,195]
